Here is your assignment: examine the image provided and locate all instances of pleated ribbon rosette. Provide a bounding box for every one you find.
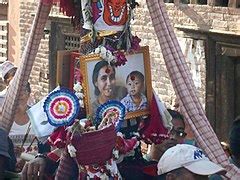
[43,88,80,127]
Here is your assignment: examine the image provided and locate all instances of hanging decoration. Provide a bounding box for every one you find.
[43,88,80,127]
[43,0,170,179]
[79,0,141,57]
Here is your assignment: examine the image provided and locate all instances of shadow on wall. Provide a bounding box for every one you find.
[174,0,211,30]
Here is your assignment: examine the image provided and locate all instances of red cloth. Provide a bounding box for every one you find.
[115,136,138,154]
[53,0,76,17]
[140,94,169,144]
[47,151,60,162]
[71,125,116,165]
[47,126,68,148]
[142,164,158,177]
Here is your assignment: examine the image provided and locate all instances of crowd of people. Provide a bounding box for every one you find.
[0,61,240,180]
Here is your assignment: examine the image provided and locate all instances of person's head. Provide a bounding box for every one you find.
[126,71,144,97]
[0,61,17,85]
[229,116,240,164]
[149,110,186,161]
[92,60,116,100]
[158,144,225,180]
[167,109,186,144]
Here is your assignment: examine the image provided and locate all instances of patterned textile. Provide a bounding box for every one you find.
[146,0,240,178]
[140,93,169,144]
[55,150,78,179]
[81,0,128,31]
[120,93,148,112]
[0,0,52,132]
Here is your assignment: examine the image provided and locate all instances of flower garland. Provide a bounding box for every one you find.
[94,35,141,67]
[73,82,84,108]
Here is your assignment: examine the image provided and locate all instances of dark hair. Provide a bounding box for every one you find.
[4,67,17,82]
[92,60,115,96]
[158,168,186,180]
[229,116,240,157]
[167,109,185,127]
[126,71,144,83]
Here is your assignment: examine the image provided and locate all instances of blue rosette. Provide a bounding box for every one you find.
[43,88,80,127]
[95,100,126,131]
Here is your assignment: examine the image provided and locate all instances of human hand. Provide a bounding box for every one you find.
[156,138,178,152]
[150,139,178,161]
[21,157,46,180]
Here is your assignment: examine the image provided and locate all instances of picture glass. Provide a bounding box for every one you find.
[80,46,152,119]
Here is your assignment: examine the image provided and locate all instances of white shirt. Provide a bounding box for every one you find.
[0,87,34,136]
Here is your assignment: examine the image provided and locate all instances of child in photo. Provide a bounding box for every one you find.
[121,71,148,112]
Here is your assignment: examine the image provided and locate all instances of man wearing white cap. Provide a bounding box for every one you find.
[157,144,226,180]
[0,61,32,177]
[1,60,18,86]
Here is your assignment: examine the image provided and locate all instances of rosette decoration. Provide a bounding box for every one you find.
[43,88,80,127]
[95,100,126,131]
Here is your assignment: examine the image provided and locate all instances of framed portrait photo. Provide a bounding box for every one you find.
[80,46,152,119]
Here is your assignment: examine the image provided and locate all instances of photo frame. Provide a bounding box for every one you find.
[56,50,80,89]
[80,46,152,119]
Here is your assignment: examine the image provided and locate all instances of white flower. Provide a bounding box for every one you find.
[95,47,101,54]
[79,99,84,108]
[67,144,77,157]
[106,159,119,176]
[99,173,108,180]
[132,132,140,137]
[75,92,84,99]
[95,46,116,65]
[100,46,107,54]
[152,133,157,136]
[116,132,124,138]
[106,50,115,63]
[112,149,119,159]
[100,51,107,59]
[73,82,83,92]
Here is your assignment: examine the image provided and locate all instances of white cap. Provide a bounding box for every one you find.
[0,61,16,79]
[158,144,225,176]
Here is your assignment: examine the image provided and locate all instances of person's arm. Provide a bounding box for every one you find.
[21,148,62,179]
[149,139,178,161]
[21,156,47,180]
[14,92,30,125]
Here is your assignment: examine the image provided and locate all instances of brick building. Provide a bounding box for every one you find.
[1,0,240,140]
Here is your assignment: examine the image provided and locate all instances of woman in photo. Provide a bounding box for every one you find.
[91,60,127,116]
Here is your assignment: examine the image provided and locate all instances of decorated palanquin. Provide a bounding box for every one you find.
[32,0,172,179]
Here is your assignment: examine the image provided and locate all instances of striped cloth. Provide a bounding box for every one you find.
[146,0,240,178]
[0,0,52,132]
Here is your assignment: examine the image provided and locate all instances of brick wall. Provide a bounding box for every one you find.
[18,1,240,107]
[20,1,50,102]
[165,4,240,33]
[131,1,240,108]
